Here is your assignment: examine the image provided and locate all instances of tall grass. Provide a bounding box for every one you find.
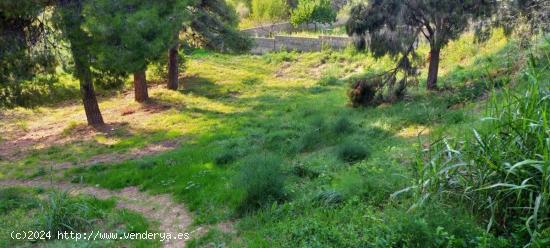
[405,53,549,246]
[40,191,94,235]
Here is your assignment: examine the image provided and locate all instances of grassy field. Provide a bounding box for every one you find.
[1,29,547,247]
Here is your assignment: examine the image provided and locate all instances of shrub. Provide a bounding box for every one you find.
[337,140,368,163]
[406,59,550,246]
[234,154,287,213]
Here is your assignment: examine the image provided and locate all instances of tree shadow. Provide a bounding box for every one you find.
[179,75,237,100]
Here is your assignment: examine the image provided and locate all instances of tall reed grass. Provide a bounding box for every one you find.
[403,50,549,246]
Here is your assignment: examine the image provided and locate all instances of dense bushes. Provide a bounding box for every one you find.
[408,54,550,246]
[234,154,287,213]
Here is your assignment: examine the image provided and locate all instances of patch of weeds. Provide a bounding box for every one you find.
[291,163,320,179]
[136,160,155,169]
[318,75,341,86]
[264,130,300,154]
[312,189,344,206]
[16,121,29,132]
[30,167,48,178]
[337,140,368,163]
[298,130,323,152]
[332,116,354,135]
[40,191,96,235]
[234,154,287,214]
[0,187,40,214]
[263,51,297,63]
[187,228,232,248]
[308,86,329,94]
[242,76,262,86]
[62,121,79,136]
[214,149,238,166]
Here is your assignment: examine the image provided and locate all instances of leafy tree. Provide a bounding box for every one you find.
[494,0,549,42]
[346,0,497,90]
[290,0,336,29]
[167,0,251,90]
[83,0,190,102]
[251,0,289,24]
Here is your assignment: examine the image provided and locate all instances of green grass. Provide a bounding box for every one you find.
[1,29,539,246]
[407,39,550,246]
[0,187,158,247]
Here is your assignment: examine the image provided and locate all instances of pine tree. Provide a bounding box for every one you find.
[83,0,190,102]
[167,0,251,90]
[346,0,497,90]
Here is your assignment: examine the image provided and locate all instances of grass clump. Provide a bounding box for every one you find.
[291,163,320,179]
[337,140,368,163]
[214,149,238,166]
[234,154,287,214]
[312,189,344,206]
[318,75,340,86]
[40,191,96,235]
[332,116,354,135]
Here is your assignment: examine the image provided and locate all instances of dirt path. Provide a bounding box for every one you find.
[0,179,194,248]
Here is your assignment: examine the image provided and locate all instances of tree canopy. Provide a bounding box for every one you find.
[290,0,336,27]
[346,0,497,90]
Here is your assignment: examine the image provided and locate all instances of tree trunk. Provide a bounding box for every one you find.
[133,70,149,102]
[426,48,440,90]
[77,62,104,126]
[167,46,179,90]
[61,0,104,126]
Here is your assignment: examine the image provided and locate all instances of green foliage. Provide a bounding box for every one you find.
[251,0,289,23]
[214,149,238,166]
[234,154,287,213]
[241,76,262,85]
[292,163,320,179]
[408,52,550,246]
[313,189,344,206]
[337,140,368,163]
[290,0,336,27]
[40,191,95,235]
[0,187,40,214]
[83,0,190,73]
[331,116,354,135]
[186,0,252,53]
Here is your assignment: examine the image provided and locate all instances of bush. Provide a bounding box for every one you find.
[407,58,550,246]
[337,140,368,163]
[234,154,287,213]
